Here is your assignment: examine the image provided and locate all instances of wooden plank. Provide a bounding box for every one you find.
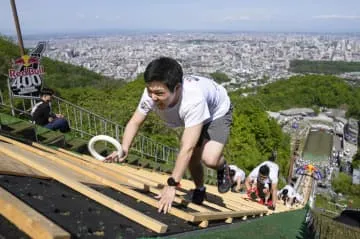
[0,186,70,239]
[53,148,230,215]
[0,140,168,233]
[40,151,195,221]
[118,165,266,211]
[44,145,161,189]
[0,152,48,178]
[124,166,267,212]
[52,145,269,218]
[97,163,236,213]
[191,210,266,222]
[0,152,105,186]
[34,144,149,190]
[36,145,218,216]
[0,136,194,223]
[116,164,270,221]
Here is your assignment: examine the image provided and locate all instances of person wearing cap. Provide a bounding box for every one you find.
[31,88,70,133]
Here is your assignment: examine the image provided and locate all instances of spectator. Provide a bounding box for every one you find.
[31,88,70,133]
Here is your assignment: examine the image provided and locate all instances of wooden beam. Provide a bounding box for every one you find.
[114,165,239,213]
[190,209,266,222]
[0,186,70,239]
[40,144,223,216]
[55,147,162,188]
[0,140,167,233]
[38,144,218,216]
[0,136,194,222]
[117,165,266,212]
[0,152,105,186]
[33,143,153,190]
[34,148,195,221]
[115,165,270,221]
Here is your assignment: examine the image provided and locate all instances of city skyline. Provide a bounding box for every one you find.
[1,0,360,35]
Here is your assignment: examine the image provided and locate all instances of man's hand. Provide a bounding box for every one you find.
[55,114,64,118]
[156,186,176,214]
[103,150,127,163]
[267,201,276,211]
[247,189,257,200]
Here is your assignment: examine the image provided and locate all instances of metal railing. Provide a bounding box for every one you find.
[0,89,178,163]
[0,88,216,179]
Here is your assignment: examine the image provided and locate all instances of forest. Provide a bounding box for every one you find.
[289,59,360,74]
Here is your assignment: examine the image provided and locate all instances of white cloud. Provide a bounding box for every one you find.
[313,15,360,20]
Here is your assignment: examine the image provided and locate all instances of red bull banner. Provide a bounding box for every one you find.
[8,42,46,97]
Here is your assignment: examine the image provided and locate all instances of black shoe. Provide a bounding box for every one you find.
[192,188,206,205]
[217,164,232,193]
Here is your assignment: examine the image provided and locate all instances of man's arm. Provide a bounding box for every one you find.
[235,177,242,192]
[104,110,146,162]
[171,123,203,182]
[271,183,278,206]
[122,110,147,153]
[245,177,252,191]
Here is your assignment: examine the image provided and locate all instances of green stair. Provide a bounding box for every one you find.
[7,121,35,134]
[38,131,65,146]
[66,138,89,153]
[0,112,23,125]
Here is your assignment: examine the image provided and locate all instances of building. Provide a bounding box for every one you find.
[345,118,358,145]
[279,108,315,117]
[353,168,360,185]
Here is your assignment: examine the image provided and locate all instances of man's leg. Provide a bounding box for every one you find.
[198,104,233,193]
[188,145,207,205]
[188,146,204,188]
[45,118,70,133]
[201,140,231,193]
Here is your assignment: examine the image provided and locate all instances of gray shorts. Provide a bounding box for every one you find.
[197,104,233,147]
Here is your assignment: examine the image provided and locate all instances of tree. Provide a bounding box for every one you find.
[210,71,231,83]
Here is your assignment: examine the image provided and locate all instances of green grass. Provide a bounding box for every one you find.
[168,209,309,239]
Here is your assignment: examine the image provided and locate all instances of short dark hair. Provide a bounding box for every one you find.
[144,57,183,92]
[40,88,54,96]
[259,165,270,176]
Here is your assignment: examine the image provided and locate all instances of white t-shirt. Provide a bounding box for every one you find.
[229,165,246,183]
[137,75,231,128]
[294,193,303,202]
[248,161,279,184]
[280,185,296,198]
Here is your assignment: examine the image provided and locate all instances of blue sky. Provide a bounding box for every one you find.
[1,0,360,35]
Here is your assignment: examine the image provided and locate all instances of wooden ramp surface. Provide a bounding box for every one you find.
[0,135,305,238]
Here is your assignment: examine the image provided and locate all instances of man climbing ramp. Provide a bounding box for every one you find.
[105,56,233,213]
[245,152,279,211]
